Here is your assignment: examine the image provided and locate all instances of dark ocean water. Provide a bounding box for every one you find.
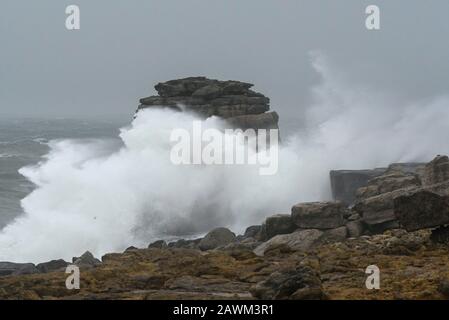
[0,117,128,229]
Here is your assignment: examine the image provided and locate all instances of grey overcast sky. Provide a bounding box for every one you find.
[1,0,449,126]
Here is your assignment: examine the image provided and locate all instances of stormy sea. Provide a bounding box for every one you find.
[0,117,127,230]
[1,55,448,264]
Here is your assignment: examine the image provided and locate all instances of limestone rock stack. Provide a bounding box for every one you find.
[137,77,279,131]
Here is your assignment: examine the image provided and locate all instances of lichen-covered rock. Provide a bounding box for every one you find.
[250,265,323,300]
[1,228,449,300]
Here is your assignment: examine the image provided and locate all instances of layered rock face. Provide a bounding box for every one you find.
[330,169,386,205]
[352,165,424,233]
[137,77,279,131]
[345,156,449,235]
[330,163,425,205]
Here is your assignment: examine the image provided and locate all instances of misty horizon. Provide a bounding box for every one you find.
[1,1,449,134]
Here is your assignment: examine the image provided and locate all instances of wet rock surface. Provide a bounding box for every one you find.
[2,155,449,300]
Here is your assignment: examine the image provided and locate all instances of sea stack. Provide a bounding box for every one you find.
[137,77,279,131]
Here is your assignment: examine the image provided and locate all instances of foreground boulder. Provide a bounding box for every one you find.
[250,265,324,300]
[353,189,404,233]
[394,190,449,232]
[291,202,346,229]
[260,214,296,240]
[198,227,236,251]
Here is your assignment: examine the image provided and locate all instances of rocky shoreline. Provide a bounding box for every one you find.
[1,78,449,300]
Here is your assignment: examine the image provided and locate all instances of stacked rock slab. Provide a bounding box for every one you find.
[330,163,425,206]
[137,77,279,131]
[346,155,449,235]
[352,164,424,234]
[329,169,386,205]
[254,202,349,256]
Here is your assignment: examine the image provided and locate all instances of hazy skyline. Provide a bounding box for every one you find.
[1,0,449,129]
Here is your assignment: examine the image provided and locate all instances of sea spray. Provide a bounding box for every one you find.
[1,54,448,263]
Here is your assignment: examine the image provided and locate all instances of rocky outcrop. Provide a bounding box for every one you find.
[0,262,39,276]
[352,164,425,233]
[148,240,168,249]
[36,259,68,273]
[137,77,279,131]
[197,227,236,251]
[3,228,448,300]
[330,163,425,205]
[330,169,386,205]
[72,251,102,269]
[342,156,449,235]
[422,155,449,186]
